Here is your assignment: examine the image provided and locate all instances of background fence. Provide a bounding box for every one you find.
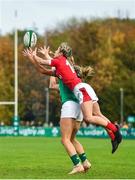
[0,126,134,139]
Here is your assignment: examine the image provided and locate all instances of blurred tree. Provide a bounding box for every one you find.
[0,18,135,125]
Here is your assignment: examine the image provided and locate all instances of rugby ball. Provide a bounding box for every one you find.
[23,30,37,47]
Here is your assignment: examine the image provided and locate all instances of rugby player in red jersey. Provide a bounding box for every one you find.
[32,42,122,153]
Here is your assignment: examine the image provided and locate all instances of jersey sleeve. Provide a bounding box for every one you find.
[50,57,59,67]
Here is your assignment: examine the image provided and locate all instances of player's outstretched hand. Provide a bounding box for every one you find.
[22,48,37,61]
[38,46,52,59]
[32,48,37,57]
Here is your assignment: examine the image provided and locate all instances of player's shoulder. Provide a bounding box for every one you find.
[57,55,66,61]
[52,56,66,66]
[52,55,64,60]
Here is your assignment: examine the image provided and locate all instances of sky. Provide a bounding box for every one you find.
[0,0,135,35]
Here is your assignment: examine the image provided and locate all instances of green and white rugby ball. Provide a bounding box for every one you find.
[23,30,37,47]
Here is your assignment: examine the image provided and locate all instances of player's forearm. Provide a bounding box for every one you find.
[36,63,55,76]
[27,56,50,75]
[49,83,59,90]
[30,58,45,74]
[28,56,36,65]
[49,76,59,90]
[33,55,51,65]
[34,63,54,76]
[44,54,52,60]
[33,55,44,64]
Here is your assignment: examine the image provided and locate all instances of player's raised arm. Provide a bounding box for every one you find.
[33,53,51,66]
[23,48,54,76]
[37,64,55,76]
[23,48,35,64]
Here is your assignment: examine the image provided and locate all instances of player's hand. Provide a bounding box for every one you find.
[22,48,32,59]
[38,46,51,59]
[38,46,49,55]
[22,48,37,60]
[32,48,37,57]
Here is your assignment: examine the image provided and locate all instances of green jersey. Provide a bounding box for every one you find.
[58,79,79,104]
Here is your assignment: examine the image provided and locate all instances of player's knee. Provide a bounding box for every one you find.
[84,116,93,123]
[70,137,75,143]
[61,137,70,145]
[93,112,101,117]
[71,138,78,145]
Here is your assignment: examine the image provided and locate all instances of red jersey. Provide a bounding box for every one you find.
[50,56,82,90]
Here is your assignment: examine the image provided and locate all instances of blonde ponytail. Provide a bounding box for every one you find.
[74,65,94,81]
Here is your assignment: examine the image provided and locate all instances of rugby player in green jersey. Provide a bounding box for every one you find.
[23,48,91,174]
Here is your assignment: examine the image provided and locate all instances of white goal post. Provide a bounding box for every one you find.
[0,102,15,105]
[0,17,19,135]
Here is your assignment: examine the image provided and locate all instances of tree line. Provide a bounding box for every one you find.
[0,18,135,126]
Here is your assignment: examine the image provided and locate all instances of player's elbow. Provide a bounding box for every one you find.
[49,84,55,89]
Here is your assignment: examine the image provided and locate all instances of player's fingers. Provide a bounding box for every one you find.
[22,50,27,55]
[29,47,32,53]
[23,49,27,53]
[22,50,25,54]
[34,47,37,53]
[38,47,43,52]
[22,51,27,56]
[26,48,30,53]
[47,46,50,51]
[37,48,41,52]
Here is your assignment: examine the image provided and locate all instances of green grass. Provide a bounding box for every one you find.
[0,137,135,179]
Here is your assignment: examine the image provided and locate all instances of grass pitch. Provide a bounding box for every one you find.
[0,137,135,179]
